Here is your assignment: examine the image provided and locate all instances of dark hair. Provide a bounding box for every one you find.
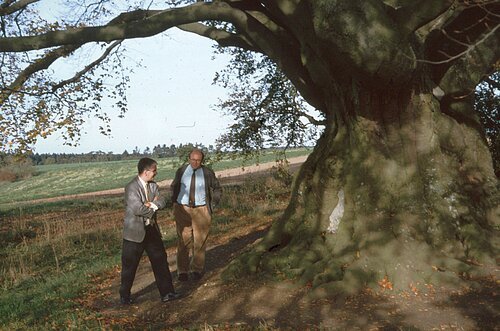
[137,157,157,174]
[189,148,205,162]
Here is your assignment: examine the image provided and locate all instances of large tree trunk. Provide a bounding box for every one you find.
[225,84,499,295]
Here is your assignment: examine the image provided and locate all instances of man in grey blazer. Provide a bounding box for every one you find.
[119,157,179,304]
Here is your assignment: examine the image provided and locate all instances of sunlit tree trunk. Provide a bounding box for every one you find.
[226,82,499,294]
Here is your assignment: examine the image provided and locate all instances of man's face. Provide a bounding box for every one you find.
[189,152,203,170]
[144,164,157,181]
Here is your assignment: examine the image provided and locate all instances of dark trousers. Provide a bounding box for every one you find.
[119,225,174,299]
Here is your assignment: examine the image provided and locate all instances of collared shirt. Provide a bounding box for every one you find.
[138,176,148,197]
[138,176,157,225]
[177,165,206,206]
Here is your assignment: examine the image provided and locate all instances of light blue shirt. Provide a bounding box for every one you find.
[177,165,206,206]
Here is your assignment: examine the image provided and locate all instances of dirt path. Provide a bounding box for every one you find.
[85,223,499,330]
[26,155,307,204]
[69,154,498,330]
[80,204,498,330]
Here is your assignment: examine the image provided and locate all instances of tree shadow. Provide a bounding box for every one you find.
[105,224,498,330]
[131,227,269,302]
[433,278,499,330]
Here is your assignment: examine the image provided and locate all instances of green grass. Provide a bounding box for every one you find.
[0,172,292,330]
[0,230,123,329]
[0,197,123,219]
[0,148,310,205]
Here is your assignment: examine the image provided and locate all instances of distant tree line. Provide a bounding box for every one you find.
[2,143,215,166]
[0,143,215,182]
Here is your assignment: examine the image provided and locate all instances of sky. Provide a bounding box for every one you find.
[33,28,234,154]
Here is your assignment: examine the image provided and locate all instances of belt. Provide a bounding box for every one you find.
[183,204,206,208]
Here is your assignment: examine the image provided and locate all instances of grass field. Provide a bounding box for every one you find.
[0,169,292,329]
[0,148,307,329]
[0,148,310,206]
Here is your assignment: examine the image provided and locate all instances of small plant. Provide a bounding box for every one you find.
[0,168,17,182]
[271,159,293,187]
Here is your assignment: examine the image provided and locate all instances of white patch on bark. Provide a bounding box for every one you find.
[445,193,461,229]
[327,189,344,234]
[432,86,445,100]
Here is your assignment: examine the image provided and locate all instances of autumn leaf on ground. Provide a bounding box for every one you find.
[378,276,393,290]
[409,283,419,296]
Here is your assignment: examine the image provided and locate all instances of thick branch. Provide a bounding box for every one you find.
[392,0,453,34]
[298,110,326,126]
[180,3,325,111]
[436,25,499,64]
[0,0,39,16]
[228,6,325,111]
[439,23,500,94]
[415,5,462,43]
[177,22,258,51]
[0,2,239,51]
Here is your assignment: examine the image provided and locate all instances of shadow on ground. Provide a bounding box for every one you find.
[87,222,498,330]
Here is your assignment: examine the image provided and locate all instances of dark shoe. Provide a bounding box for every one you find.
[190,272,203,281]
[178,273,188,282]
[120,296,133,305]
[161,292,181,303]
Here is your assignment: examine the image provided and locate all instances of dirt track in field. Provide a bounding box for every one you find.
[24,155,308,204]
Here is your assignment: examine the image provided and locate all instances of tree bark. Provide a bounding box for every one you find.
[225,83,499,295]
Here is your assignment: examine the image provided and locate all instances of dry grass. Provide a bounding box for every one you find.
[0,171,293,329]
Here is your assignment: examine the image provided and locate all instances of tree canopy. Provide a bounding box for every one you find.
[2,1,497,155]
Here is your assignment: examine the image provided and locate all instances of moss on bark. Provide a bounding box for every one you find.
[223,90,499,296]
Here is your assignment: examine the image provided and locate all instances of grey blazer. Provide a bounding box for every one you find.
[123,176,166,243]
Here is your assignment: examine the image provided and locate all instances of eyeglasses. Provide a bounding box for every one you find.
[190,159,202,162]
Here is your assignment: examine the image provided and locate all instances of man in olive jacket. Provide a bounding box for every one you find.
[171,149,222,281]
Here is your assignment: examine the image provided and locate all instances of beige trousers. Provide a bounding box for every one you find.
[173,203,211,274]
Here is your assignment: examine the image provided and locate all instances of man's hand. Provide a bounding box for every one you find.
[145,201,159,211]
